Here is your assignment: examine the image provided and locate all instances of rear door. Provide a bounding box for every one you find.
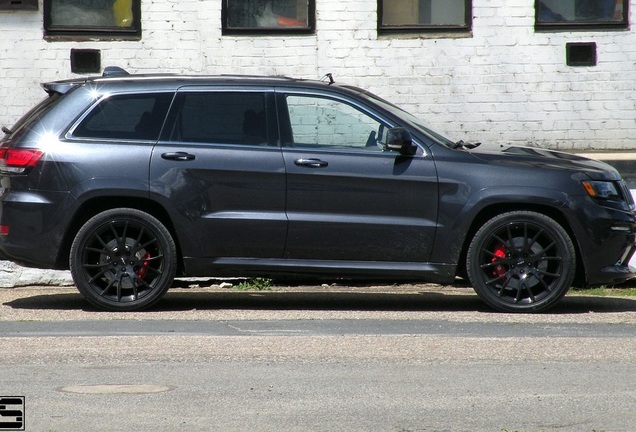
[149,87,287,260]
[277,89,439,262]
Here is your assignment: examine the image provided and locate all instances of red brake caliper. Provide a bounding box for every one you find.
[491,244,507,277]
[136,252,151,279]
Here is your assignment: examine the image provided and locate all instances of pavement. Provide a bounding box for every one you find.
[3,282,636,431]
[1,281,636,325]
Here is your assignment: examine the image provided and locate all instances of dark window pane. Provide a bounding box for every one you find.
[50,0,131,27]
[44,0,141,37]
[380,0,468,28]
[224,0,314,32]
[537,0,627,25]
[173,92,268,146]
[73,93,173,141]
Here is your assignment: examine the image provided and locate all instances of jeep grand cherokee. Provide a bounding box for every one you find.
[1,67,634,312]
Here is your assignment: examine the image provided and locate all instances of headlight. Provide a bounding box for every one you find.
[582,180,621,200]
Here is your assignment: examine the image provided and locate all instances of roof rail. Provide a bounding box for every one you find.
[102,66,130,78]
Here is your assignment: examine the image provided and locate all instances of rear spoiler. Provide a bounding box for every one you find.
[41,80,86,96]
[41,66,130,96]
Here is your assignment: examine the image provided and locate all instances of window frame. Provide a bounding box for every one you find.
[377,0,473,34]
[222,0,316,35]
[43,0,142,40]
[535,0,629,31]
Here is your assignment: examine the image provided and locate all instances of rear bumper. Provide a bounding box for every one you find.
[0,189,71,269]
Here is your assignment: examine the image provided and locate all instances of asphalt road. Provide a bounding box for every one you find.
[1,283,636,432]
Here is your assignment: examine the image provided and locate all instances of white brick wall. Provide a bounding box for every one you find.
[1,0,636,150]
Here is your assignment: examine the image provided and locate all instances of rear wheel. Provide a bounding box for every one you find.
[466,211,575,312]
[70,208,177,311]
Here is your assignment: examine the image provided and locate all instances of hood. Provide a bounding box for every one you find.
[468,144,621,181]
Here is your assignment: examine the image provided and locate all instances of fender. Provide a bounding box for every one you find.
[70,177,151,203]
[430,185,572,264]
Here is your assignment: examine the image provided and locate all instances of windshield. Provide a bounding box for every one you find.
[2,92,62,142]
[359,91,457,148]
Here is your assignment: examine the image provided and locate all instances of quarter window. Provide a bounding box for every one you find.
[168,92,269,146]
[536,0,628,28]
[72,93,173,141]
[283,95,387,152]
[44,0,141,39]
[378,0,471,33]
[223,0,315,34]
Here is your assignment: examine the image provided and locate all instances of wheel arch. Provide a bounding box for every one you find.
[456,203,586,286]
[56,196,184,274]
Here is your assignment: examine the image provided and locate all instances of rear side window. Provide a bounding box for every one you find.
[3,93,62,142]
[167,92,268,145]
[72,93,173,141]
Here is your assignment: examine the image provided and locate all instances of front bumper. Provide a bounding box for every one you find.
[591,240,636,286]
[575,203,636,286]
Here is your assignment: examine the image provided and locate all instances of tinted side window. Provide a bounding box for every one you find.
[284,95,387,152]
[169,92,268,146]
[72,93,173,141]
[4,93,62,142]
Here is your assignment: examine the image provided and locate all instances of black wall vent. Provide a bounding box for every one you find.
[71,49,101,74]
[0,0,37,10]
[566,42,597,67]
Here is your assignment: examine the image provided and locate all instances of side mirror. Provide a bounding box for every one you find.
[385,127,417,156]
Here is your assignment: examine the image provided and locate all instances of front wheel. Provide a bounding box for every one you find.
[70,208,177,311]
[466,211,576,312]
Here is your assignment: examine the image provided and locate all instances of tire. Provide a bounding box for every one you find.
[466,211,576,313]
[70,208,177,311]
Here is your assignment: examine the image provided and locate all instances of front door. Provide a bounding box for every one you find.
[277,91,439,263]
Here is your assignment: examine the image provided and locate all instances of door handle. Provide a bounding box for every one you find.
[294,158,328,168]
[161,152,196,161]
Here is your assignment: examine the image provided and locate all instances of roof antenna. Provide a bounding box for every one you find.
[320,73,334,85]
[102,66,130,77]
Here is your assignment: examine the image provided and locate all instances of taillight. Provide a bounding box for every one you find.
[0,146,44,174]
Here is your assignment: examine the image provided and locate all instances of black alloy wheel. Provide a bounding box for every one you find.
[70,208,177,311]
[466,211,576,312]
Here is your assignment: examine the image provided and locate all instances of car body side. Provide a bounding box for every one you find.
[1,76,634,291]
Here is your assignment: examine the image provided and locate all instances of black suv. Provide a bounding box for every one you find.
[1,67,635,312]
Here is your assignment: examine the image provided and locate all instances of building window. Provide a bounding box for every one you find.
[223,0,315,34]
[44,0,141,39]
[536,0,628,29]
[378,0,471,33]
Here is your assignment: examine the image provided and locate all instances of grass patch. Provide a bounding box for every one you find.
[235,277,274,291]
[572,286,636,297]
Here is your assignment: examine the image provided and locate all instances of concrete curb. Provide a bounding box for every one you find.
[0,261,73,288]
